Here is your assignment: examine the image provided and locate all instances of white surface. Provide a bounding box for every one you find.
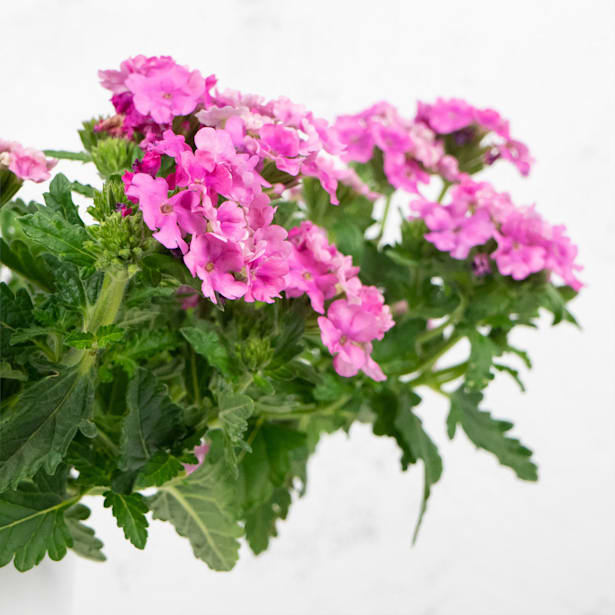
[1,1,614,614]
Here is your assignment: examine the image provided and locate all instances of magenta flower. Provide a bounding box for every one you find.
[183,233,247,303]
[125,173,205,252]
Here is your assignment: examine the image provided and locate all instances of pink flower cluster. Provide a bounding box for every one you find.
[99,55,216,143]
[288,221,394,380]
[335,102,461,193]
[410,178,582,290]
[415,98,534,176]
[0,140,56,183]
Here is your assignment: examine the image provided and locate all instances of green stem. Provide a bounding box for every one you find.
[190,348,201,408]
[236,416,265,464]
[62,268,131,369]
[85,269,131,333]
[437,181,451,203]
[375,193,393,243]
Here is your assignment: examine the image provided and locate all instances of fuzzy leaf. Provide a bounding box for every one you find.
[43,173,83,226]
[119,368,185,472]
[218,392,254,444]
[103,491,149,549]
[134,452,184,489]
[394,407,443,541]
[0,367,95,491]
[65,504,106,562]
[181,324,234,377]
[148,432,242,571]
[245,488,291,555]
[0,468,74,571]
[447,387,538,480]
[20,211,95,266]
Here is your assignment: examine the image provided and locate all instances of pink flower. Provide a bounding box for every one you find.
[183,442,210,475]
[318,298,389,381]
[126,64,206,124]
[0,140,57,183]
[183,233,247,303]
[125,173,205,252]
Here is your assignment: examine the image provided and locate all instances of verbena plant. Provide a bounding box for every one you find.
[0,56,581,572]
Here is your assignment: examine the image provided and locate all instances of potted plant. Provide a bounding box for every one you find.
[0,55,580,572]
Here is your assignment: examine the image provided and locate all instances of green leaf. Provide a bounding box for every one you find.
[103,491,149,549]
[218,392,254,444]
[0,237,55,291]
[465,331,497,390]
[245,488,291,555]
[394,407,443,542]
[0,468,74,571]
[20,211,96,266]
[447,387,538,480]
[0,361,27,381]
[0,367,95,491]
[493,363,526,392]
[65,503,106,562]
[134,451,184,489]
[43,149,92,162]
[119,368,185,472]
[181,323,235,377]
[148,432,242,571]
[43,173,83,226]
[65,331,95,349]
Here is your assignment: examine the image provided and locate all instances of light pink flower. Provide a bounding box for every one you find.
[0,140,57,183]
[126,64,206,124]
[183,233,247,303]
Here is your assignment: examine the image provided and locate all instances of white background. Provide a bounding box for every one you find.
[1,1,614,614]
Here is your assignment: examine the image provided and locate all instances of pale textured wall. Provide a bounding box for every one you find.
[1,1,614,613]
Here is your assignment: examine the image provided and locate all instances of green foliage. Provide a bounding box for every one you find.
[447,387,538,481]
[0,367,95,491]
[0,108,580,574]
[103,491,149,549]
[90,138,142,179]
[0,467,75,571]
[65,503,106,562]
[148,432,243,571]
[119,368,185,473]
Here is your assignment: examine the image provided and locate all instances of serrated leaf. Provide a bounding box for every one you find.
[65,504,106,562]
[465,331,497,390]
[0,468,74,571]
[65,331,95,349]
[134,452,184,489]
[20,211,95,266]
[119,368,185,472]
[218,392,254,444]
[0,367,95,491]
[493,363,526,392]
[447,387,537,480]
[103,491,149,549]
[245,487,291,555]
[148,432,242,571]
[394,407,443,542]
[181,324,234,377]
[43,173,83,226]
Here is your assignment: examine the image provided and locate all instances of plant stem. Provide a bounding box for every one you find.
[376,193,393,243]
[85,268,131,333]
[437,181,451,203]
